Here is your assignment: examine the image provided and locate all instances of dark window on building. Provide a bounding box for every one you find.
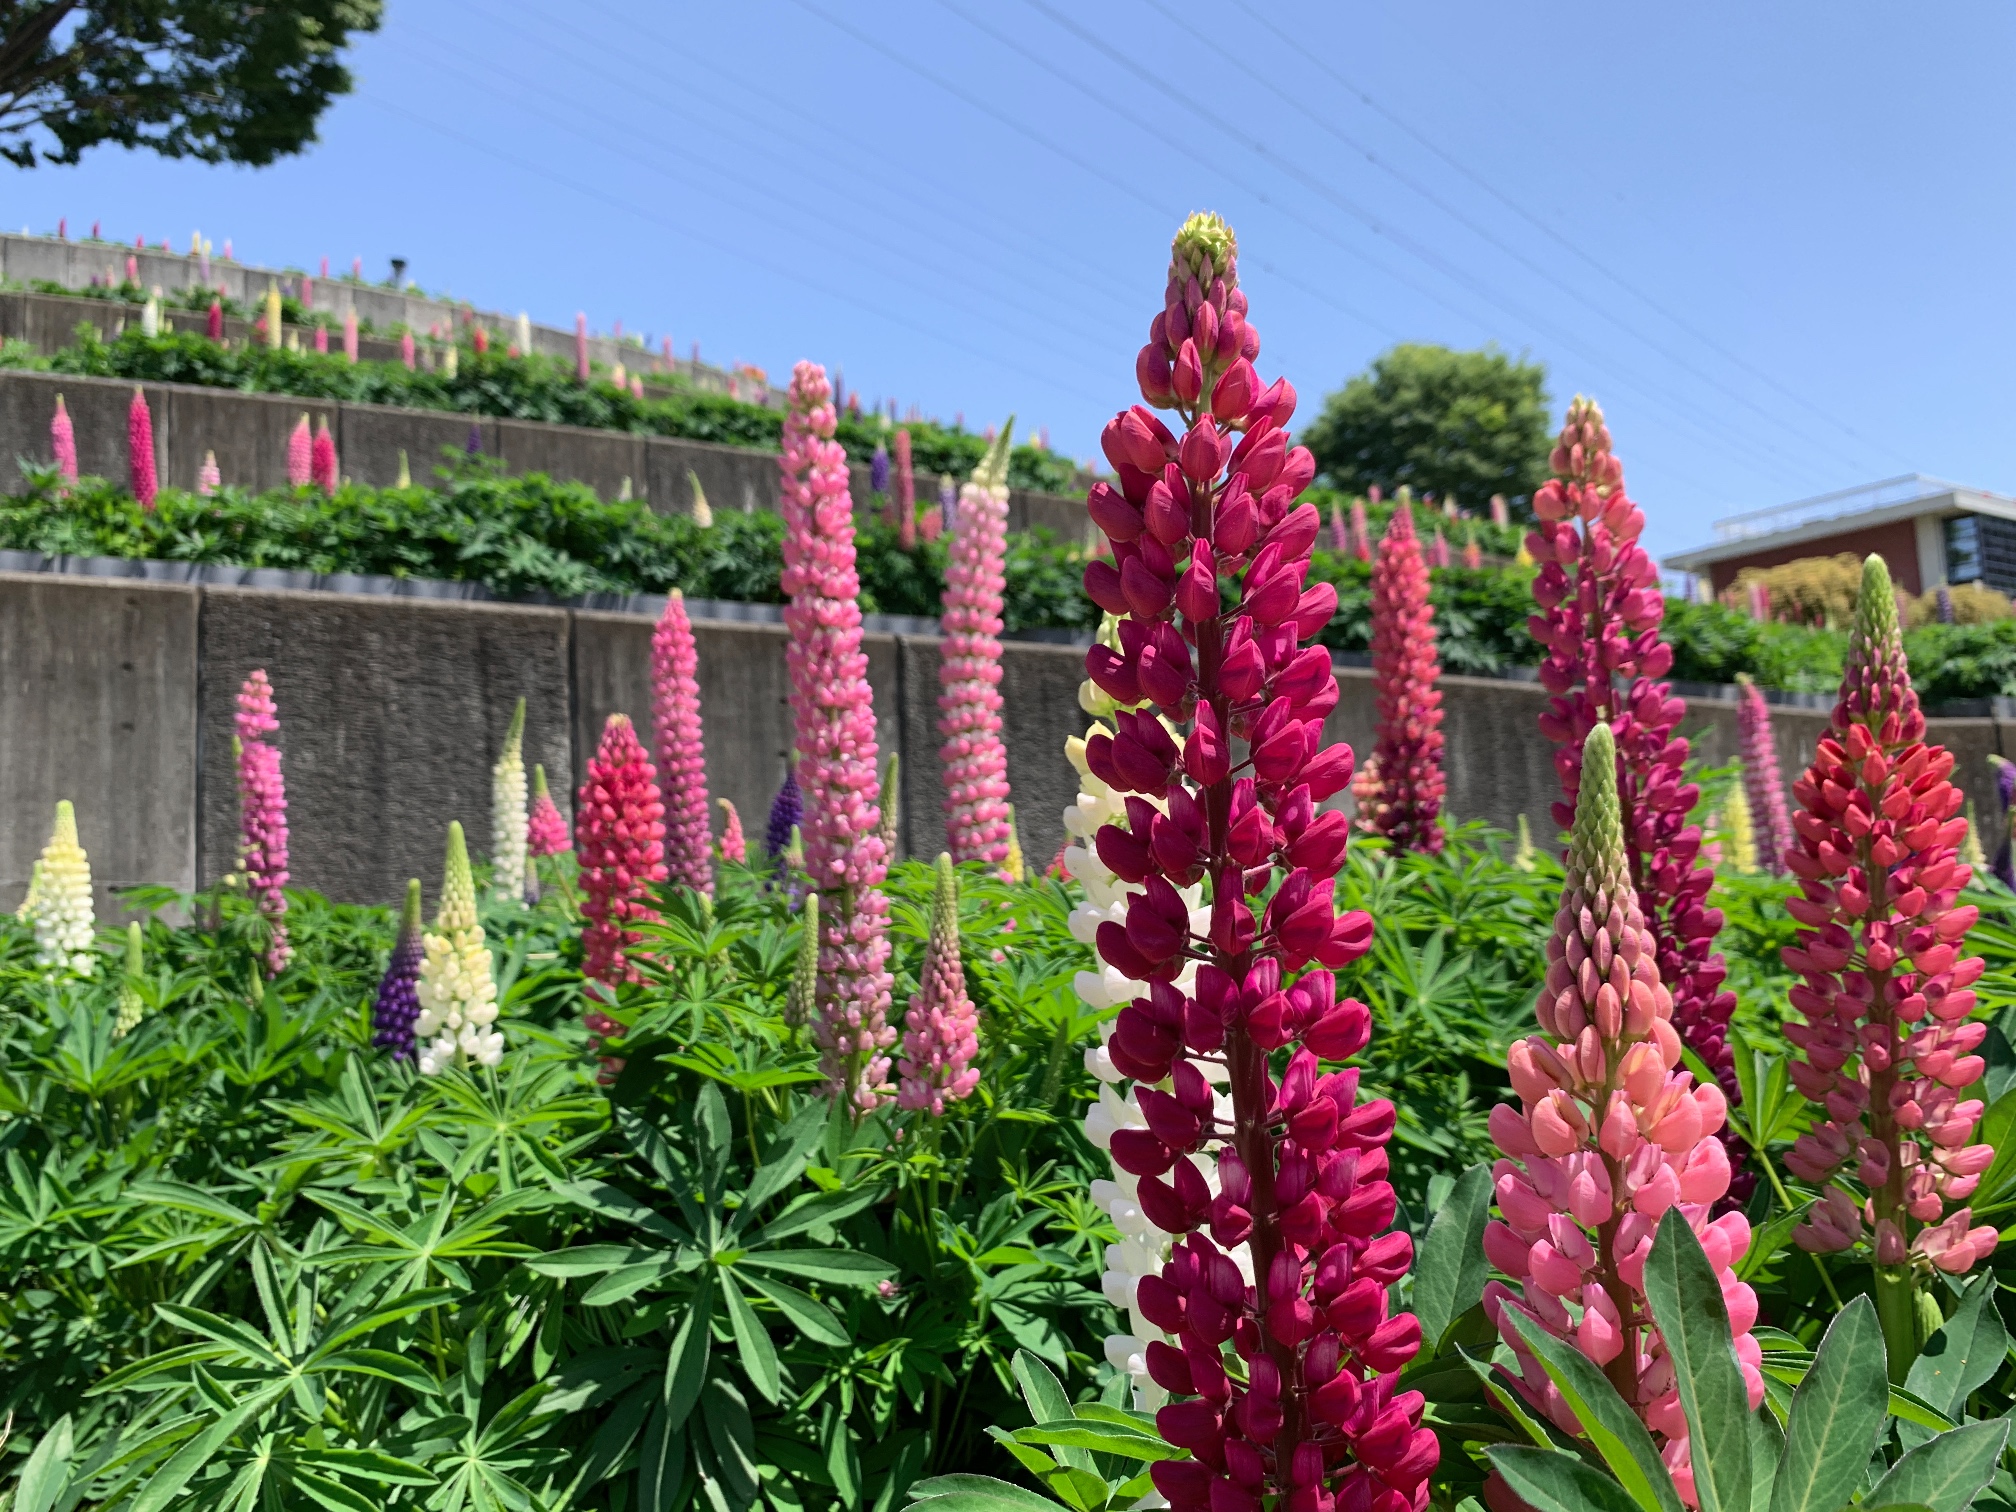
[1946,514,2016,592]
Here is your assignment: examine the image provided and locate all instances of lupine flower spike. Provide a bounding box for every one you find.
[22,800,94,976]
[310,417,338,494]
[784,893,820,1033]
[780,361,897,1113]
[373,879,425,1059]
[576,713,668,994]
[1485,722,1761,1503]
[897,854,981,1115]
[717,798,747,863]
[1081,213,1433,1512]
[575,312,589,381]
[206,299,222,340]
[343,308,358,363]
[651,591,714,893]
[895,427,916,549]
[50,395,76,485]
[114,922,145,1038]
[1349,497,1371,562]
[1363,502,1445,852]
[197,451,220,496]
[1512,814,1538,871]
[1961,802,1987,871]
[491,699,529,902]
[1736,675,1793,874]
[938,424,1016,868]
[400,330,415,370]
[1989,754,2015,889]
[415,824,503,1075]
[1003,804,1026,884]
[235,670,291,974]
[287,414,311,487]
[1528,399,1740,1116]
[878,753,902,854]
[1718,781,1757,873]
[528,763,570,857]
[1781,555,1996,1375]
[765,764,803,867]
[128,388,157,508]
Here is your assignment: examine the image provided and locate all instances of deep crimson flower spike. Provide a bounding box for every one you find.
[1086,214,1431,1512]
[1362,502,1445,853]
[575,713,668,990]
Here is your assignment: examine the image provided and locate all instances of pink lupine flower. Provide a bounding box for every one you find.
[575,312,589,381]
[1747,580,1770,621]
[1491,493,1509,528]
[896,853,980,1115]
[1349,496,1371,562]
[1327,501,1347,553]
[125,253,137,283]
[527,764,570,856]
[1780,555,1997,1365]
[313,324,328,354]
[1084,213,1433,1512]
[197,451,220,496]
[575,714,667,990]
[1485,721,1760,1506]
[287,414,311,487]
[1362,502,1445,853]
[50,395,76,485]
[343,309,358,363]
[1736,674,1793,875]
[717,798,747,863]
[310,417,338,494]
[206,299,222,340]
[128,388,157,508]
[1527,399,1739,1108]
[894,427,916,548]
[1429,526,1450,568]
[1462,534,1482,571]
[235,670,292,975]
[400,330,415,370]
[651,591,714,893]
[938,427,1014,871]
[780,360,896,1113]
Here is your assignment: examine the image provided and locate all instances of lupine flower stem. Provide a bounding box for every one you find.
[780,361,896,1114]
[652,591,714,893]
[939,425,1015,869]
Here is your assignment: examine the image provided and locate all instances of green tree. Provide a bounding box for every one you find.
[0,0,382,168]
[1301,342,1553,517]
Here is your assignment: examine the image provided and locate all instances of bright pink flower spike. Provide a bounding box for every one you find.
[236,670,291,974]
[938,438,1014,871]
[897,855,980,1116]
[310,418,337,495]
[50,395,76,484]
[651,591,714,893]
[1364,502,1445,853]
[286,415,311,488]
[1737,676,1793,875]
[127,388,157,508]
[575,713,668,991]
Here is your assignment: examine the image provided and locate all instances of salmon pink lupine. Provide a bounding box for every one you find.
[1085,213,1433,1512]
[1484,721,1760,1505]
[1779,555,1996,1374]
[1364,503,1445,853]
[527,764,570,856]
[938,426,1015,870]
[1527,399,1739,1109]
[576,714,667,991]
[235,670,291,975]
[373,879,425,1060]
[896,853,981,1116]
[780,360,897,1112]
[343,309,358,363]
[313,324,328,354]
[717,798,747,863]
[287,414,311,487]
[894,427,916,549]
[310,416,338,494]
[1736,675,1793,875]
[651,590,714,893]
[128,388,156,508]
[197,451,220,496]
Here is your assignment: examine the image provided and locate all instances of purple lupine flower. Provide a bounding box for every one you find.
[466,424,482,456]
[1993,754,2016,890]
[765,764,803,865]
[373,879,425,1059]
[871,441,890,495]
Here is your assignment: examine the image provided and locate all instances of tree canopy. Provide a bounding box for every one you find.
[1300,342,1554,518]
[0,0,382,168]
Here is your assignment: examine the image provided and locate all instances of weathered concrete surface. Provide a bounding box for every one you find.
[495,419,645,505]
[0,367,172,485]
[340,404,496,490]
[164,386,337,497]
[645,435,779,520]
[195,588,573,904]
[0,573,197,916]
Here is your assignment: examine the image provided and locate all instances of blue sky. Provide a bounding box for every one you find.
[6,0,2013,562]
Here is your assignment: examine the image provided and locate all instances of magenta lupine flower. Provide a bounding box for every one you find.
[780,360,896,1113]
[1746,581,1770,621]
[717,798,747,863]
[287,415,311,487]
[1736,675,1793,875]
[128,388,157,509]
[373,879,425,1059]
[897,853,980,1116]
[1528,399,1739,1107]
[1085,213,1434,1512]
[50,395,76,485]
[1349,497,1371,562]
[527,764,570,857]
[236,670,291,975]
[1363,503,1446,853]
[576,312,589,381]
[197,452,220,496]
[310,417,338,495]
[1429,526,1450,569]
[301,274,314,310]
[651,590,714,893]
[400,331,415,370]
[1327,502,1346,554]
[206,299,223,340]
[576,714,668,990]
[1485,722,1761,1503]
[343,309,358,363]
[937,428,1014,871]
[1781,557,1997,1364]
[894,428,916,548]
[313,324,328,354]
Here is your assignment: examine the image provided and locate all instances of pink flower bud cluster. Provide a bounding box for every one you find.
[717,798,747,863]
[1526,399,1738,1100]
[938,451,1014,871]
[896,855,980,1116]
[779,360,896,1113]
[1363,504,1444,854]
[1485,724,1760,1507]
[128,388,157,509]
[235,670,291,974]
[576,714,668,995]
[651,591,714,893]
[1780,561,1996,1276]
[1736,677,1793,875]
[1091,213,1432,1512]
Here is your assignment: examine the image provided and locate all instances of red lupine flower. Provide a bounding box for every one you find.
[1364,503,1445,853]
[576,713,667,991]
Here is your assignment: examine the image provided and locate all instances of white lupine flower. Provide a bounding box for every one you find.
[491,699,529,902]
[24,802,94,977]
[415,822,501,1076]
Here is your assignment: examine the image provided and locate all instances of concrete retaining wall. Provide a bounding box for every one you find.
[6,570,2014,916]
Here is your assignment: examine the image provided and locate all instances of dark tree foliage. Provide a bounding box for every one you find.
[1301,342,1554,518]
[0,0,382,167]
